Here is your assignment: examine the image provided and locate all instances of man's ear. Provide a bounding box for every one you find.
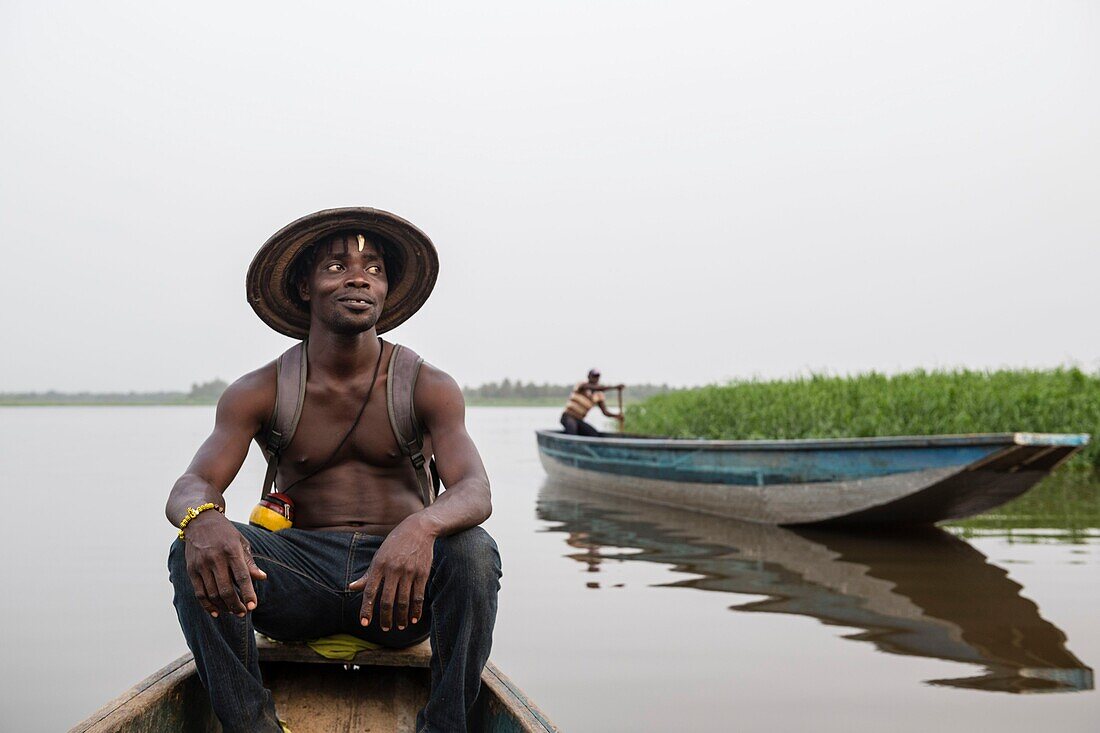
[298,280,311,302]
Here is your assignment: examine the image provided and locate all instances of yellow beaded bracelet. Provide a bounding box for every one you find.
[178,502,225,540]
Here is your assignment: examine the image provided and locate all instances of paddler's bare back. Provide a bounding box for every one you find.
[252,342,431,534]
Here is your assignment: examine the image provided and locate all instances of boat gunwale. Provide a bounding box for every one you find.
[536,430,1090,452]
[483,660,561,732]
[69,653,195,733]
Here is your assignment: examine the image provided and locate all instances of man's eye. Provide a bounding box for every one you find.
[326,263,344,272]
[368,265,382,275]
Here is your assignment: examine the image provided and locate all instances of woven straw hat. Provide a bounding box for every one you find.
[246,207,439,339]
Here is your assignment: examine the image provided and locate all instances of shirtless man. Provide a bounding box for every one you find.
[560,369,625,436]
[165,208,499,733]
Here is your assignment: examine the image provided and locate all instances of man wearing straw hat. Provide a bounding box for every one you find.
[165,208,499,733]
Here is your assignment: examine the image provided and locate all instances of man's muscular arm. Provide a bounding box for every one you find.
[410,365,493,532]
[165,366,275,618]
[350,364,491,632]
[598,398,625,422]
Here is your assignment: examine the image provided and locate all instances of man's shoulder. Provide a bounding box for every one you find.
[216,360,278,423]
[410,358,465,421]
[413,359,460,395]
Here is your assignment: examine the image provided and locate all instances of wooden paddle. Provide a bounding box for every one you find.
[616,385,624,432]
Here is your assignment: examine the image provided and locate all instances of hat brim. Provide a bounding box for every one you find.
[247,208,439,339]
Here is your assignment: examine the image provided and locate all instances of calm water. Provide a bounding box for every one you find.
[1,407,1097,731]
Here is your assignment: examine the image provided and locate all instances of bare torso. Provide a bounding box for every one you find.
[259,341,432,534]
[168,240,493,628]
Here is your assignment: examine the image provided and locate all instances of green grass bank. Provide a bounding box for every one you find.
[625,368,1100,468]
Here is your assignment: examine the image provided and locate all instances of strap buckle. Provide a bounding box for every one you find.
[266,429,283,456]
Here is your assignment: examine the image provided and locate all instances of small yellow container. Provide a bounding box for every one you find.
[250,492,294,532]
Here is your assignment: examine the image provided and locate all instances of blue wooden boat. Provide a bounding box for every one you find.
[535,430,1090,525]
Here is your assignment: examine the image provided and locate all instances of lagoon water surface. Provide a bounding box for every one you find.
[1,407,1097,731]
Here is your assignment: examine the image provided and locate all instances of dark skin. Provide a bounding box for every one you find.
[581,372,625,423]
[165,234,491,634]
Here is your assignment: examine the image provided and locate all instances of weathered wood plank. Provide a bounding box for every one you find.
[265,662,428,733]
[256,637,432,667]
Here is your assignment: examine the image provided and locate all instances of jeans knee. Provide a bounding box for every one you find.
[435,527,502,592]
[167,538,189,587]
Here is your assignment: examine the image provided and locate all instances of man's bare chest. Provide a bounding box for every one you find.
[281,385,405,471]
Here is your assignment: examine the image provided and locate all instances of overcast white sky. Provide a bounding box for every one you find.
[2,1,1097,392]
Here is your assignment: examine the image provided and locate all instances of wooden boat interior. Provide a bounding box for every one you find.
[72,639,557,733]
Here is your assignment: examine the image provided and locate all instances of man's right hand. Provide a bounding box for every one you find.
[183,512,267,618]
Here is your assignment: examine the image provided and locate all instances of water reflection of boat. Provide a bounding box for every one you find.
[537,479,1094,694]
[535,430,1090,524]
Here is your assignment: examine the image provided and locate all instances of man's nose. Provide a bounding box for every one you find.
[344,269,371,287]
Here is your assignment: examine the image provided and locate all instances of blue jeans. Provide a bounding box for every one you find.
[168,522,501,733]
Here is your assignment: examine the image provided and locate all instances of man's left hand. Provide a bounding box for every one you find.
[348,515,439,631]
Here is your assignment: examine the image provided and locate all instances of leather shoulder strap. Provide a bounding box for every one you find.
[386,344,423,452]
[260,341,308,497]
[386,344,434,506]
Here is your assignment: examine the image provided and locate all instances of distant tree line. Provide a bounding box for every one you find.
[0,379,229,405]
[187,379,229,402]
[3,378,680,406]
[463,380,680,404]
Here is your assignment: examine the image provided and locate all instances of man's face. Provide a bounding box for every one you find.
[299,234,389,335]
[588,371,600,385]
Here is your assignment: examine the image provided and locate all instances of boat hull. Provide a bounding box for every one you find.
[70,640,557,733]
[536,430,1089,525]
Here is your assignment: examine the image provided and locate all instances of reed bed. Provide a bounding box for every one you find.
[625,368,1100,468]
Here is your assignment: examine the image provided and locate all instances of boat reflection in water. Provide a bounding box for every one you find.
[537,479,1094,694]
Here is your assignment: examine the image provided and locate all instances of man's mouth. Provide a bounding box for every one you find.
[337,296,375,311]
